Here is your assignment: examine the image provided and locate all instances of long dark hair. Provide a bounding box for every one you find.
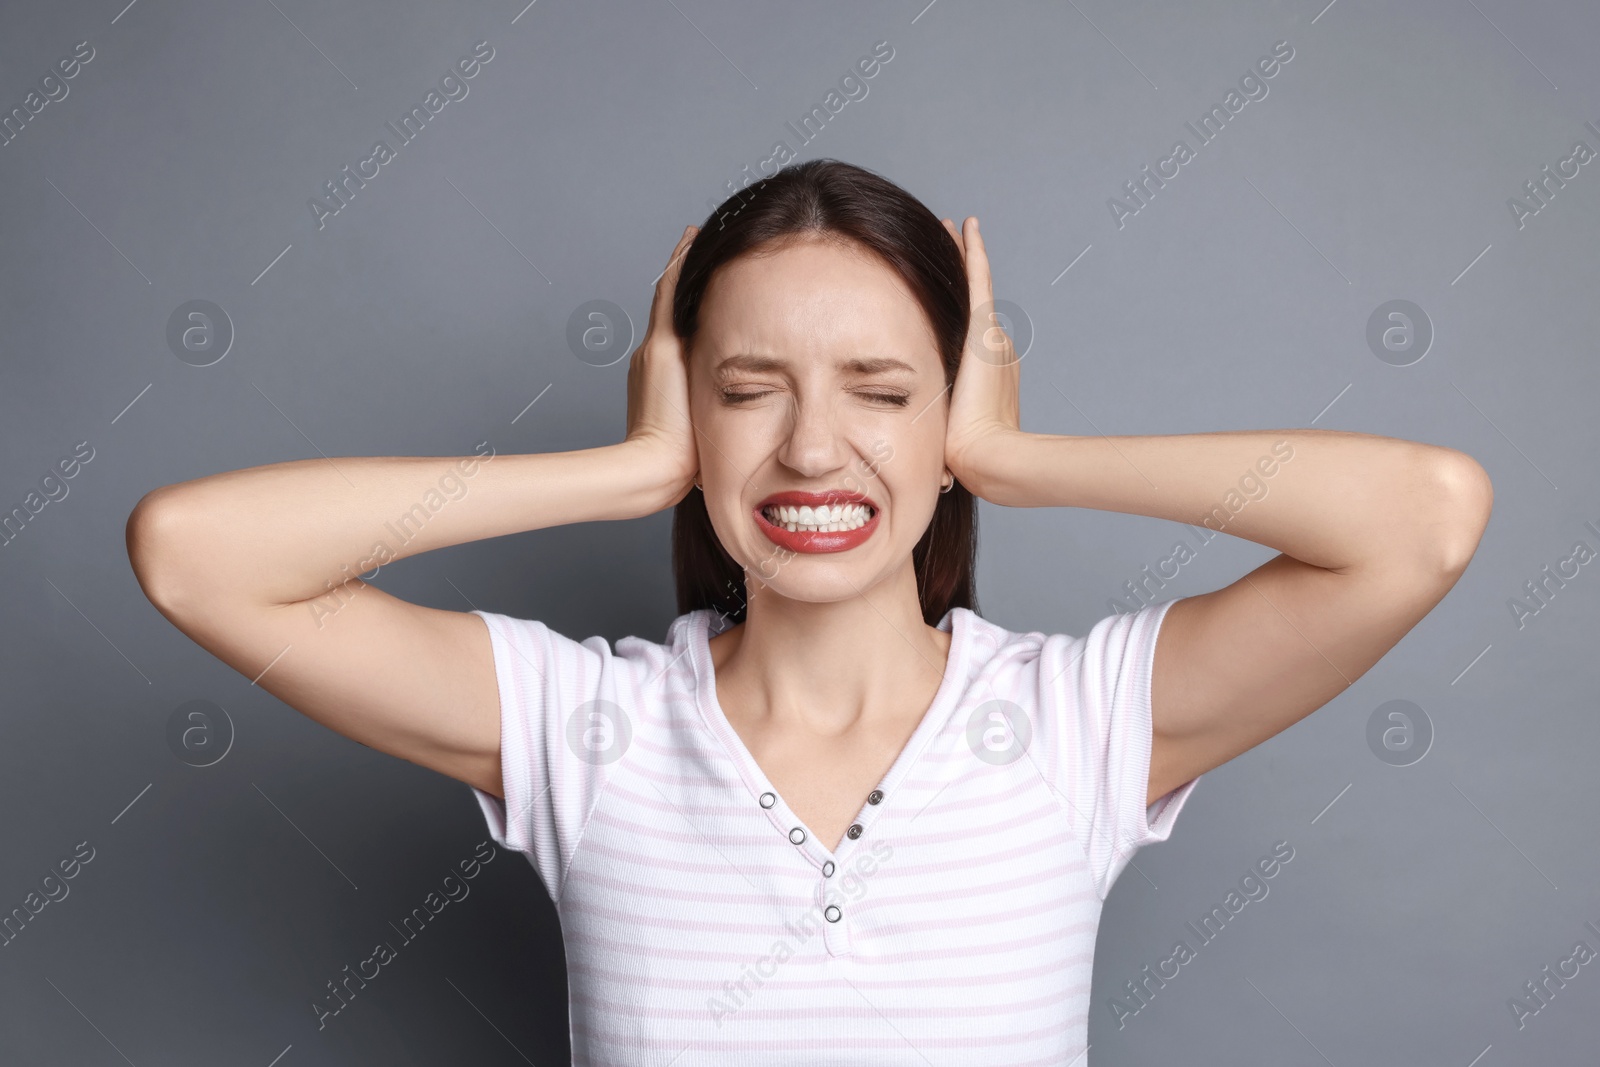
[670,158,978,628]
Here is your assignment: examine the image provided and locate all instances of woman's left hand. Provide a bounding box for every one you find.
[942,216,1024,501]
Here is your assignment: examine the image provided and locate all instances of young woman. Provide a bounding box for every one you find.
[126,159,1492,1064]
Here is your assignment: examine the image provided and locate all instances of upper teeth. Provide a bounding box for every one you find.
[764,503,873,531]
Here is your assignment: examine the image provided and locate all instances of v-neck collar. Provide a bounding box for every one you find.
[685,605,974,865]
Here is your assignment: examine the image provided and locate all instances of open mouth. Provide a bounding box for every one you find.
[759,501,876,533]
[752,491,882,553]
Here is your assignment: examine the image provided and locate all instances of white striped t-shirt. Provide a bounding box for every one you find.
[468,597,1201,1066]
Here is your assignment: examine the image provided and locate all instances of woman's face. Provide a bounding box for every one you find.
[687,235,951,605]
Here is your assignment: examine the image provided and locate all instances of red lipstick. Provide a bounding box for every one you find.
[753,490,880,554]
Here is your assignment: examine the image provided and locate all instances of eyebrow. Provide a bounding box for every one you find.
[713,353,919,379]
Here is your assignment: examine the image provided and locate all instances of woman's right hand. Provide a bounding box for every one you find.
[624,224,700,508]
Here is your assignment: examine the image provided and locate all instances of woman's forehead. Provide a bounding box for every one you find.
[699,243,937,363]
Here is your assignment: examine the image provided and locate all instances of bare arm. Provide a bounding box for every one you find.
[961,428,1490,806]
[127,225,702,798]
[938,216,1492,808]
[127,444,682,797]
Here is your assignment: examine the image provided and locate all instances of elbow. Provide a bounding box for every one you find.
[126,487,197,613]
[1421,450,1493,577]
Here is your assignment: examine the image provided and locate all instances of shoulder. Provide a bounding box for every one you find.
[468,607,712,686]
[947,605,1045,667]
[950,599,1177,687]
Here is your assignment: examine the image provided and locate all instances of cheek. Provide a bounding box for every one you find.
[696,410,780,482]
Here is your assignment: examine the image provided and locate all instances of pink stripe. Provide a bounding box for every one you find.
[872,798,1063,846]
[583,807,795,848]
[847,859,1093,915]
[574,839,818,880]
[560,898,817,935]
[570,985,1076,1019]
[866,833,1085,878]
[564,866,807,906]
[569,954,1086,992]
[619,760,737,789]
[561,931,836,965]
[570,1016,1076,1050]
[866,890,1091,938]
[850,925,1093,965]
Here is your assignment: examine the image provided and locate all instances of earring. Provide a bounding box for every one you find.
[940,470,955,494]
[693,475,703,491]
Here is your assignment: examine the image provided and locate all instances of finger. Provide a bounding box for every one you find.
[963,217,992,306]
[662,226,696,288]
[947,216,992,348]
[649,226,698,334]
[942,217,965,260]
[943,217,963,257]
[960,219,1013,367]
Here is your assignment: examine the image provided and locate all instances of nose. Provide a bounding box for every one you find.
[775,394,849,479]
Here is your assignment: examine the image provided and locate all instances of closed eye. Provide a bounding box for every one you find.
[719,389,911,406]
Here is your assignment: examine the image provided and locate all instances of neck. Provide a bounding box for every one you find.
[709,561,952,733]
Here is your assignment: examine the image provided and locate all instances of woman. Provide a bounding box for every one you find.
[126,159,1492,1064]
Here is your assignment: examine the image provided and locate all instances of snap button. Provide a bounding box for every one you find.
[822,860,835,877]
[846,823,863,839]
[867,789,883,805]
[758,792,776,809]
[824,905,842,923]
[788,827,806,845]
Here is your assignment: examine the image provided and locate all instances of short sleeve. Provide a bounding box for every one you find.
[1038,596,1201,901]
[468,609,633,904]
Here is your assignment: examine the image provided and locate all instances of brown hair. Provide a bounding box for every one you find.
[670,158,979,627]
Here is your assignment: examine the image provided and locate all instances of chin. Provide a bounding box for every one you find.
[739,552,889,603]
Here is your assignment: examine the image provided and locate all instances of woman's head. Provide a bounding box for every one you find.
[671,158,977,626]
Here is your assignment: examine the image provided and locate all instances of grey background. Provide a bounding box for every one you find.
[1,0,1597,1063]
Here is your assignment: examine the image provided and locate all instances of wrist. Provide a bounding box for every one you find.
[951,428,1034,504]
[611,438,694,517]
